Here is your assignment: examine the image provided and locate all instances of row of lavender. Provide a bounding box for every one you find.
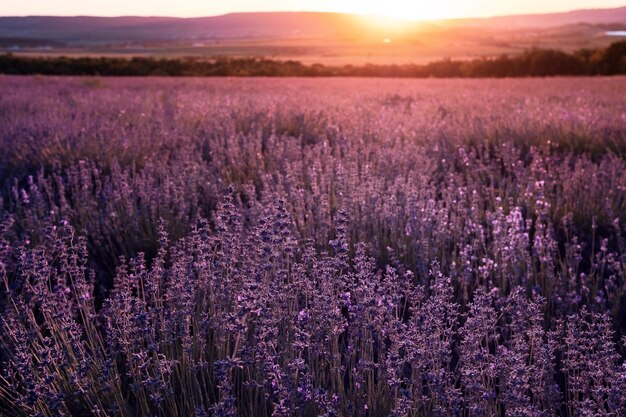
[0,76,625,416]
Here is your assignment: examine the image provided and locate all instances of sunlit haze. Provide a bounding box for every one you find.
[3,0,626,19]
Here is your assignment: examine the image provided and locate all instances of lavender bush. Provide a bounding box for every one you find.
[0,75,625,416]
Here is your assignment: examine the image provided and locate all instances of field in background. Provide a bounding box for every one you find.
[1,76,625,416]
[2,10,625,65]
[5,29,623,65]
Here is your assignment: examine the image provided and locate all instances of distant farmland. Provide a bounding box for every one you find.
[2,9,626,65]
[1,40,625,77]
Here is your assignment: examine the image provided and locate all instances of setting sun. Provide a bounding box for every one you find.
[334,0,471,20]
[2,0,626,20]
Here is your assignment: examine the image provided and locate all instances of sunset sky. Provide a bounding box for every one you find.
[3,0,625,20]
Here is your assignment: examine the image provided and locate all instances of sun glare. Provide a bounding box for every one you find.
[336,0,470,20]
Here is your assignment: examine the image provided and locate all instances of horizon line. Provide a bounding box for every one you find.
[1,5,625,22]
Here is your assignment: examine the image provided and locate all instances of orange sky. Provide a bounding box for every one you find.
[3,0,626,20]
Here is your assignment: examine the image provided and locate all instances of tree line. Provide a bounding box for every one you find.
[0,41,624,77]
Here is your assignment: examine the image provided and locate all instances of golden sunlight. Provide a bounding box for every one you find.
[337,0,471,20]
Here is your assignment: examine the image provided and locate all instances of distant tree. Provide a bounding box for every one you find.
[525,49,584,76]
[0,41,625,77]
[596,40,626,74]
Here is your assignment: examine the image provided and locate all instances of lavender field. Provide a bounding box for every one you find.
[1,75,625,417]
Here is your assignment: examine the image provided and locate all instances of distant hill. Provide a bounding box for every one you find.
[447,6,626,28]
[0,13,420,45]
[1,7,625,46]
